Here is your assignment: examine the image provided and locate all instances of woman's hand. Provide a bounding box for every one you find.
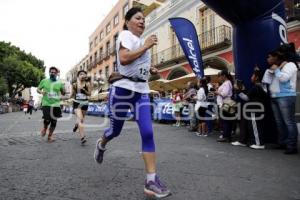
[270,64,279,71]
[144,35,157,49]
[150,67,158,75]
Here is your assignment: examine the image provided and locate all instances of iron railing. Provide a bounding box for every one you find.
[286,1,300,22]
[151,25,232,67]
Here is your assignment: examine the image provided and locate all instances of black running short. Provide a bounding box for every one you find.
[73,102,88,111]
[42,106,62,120]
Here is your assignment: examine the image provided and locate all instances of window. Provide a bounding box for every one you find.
[90,56,93,64]
[99,47,103,59]
[106,23,111,34]
[123,3,129,17]
[200,8,215,48]
[100,31,104,41]
[94,36,98,46]
[105,66,109,78]
[113,61,118,72]
[94,51,98,61]
[170,28,178,58]
[106,41,111,55]
[99,69,102,75]
[114,14,119,26]
[113,33,118,53]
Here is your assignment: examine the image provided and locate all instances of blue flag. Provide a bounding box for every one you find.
[169,17,204,79]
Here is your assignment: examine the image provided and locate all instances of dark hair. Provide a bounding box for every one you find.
[123,7,143,30]
[218,69,232,80]
[205,76,211,83]
[269,49,285,62]
[199,78,208,95]
[49,66,58,73]
[77,70,87,77]
[253,67,263,81]
[277,43,300,69]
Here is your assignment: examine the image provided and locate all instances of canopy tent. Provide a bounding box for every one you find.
[149,68,222,91]
[98,91,109,100]
[148,79,177,91]
[165,67,221,89]
[149,90,159,94]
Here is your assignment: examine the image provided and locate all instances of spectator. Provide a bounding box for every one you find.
[183,81,197,131]
[194,79,208,136]
[172,89,183,127]
[266,43,299,154]
[205,76,216,134]
[215,69,234,142]
[231,68,268,149]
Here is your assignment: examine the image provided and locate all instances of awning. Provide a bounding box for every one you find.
[166,68,221,88]
[148,79,177,91]
[98,92,109,100]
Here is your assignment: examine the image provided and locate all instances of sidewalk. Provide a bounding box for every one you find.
[0,112,299,200]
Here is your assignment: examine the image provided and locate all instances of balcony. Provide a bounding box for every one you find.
[98,54,103,64]
[286,2,300,22]
[104,50,110,60]
[151,25,232,67]
[111,44,117,55]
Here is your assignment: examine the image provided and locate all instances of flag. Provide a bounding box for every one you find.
[169,17,204,79]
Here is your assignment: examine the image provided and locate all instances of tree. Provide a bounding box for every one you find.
[0,76,8,97]
[1,56,44,97]
[0,41,45,98]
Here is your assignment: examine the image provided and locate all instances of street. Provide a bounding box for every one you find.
[0,111,300,200]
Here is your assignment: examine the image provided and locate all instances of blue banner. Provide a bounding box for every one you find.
[64,99,191,122]
[153,98,190,121]
[169,17,204,79]
[87,102,110,117]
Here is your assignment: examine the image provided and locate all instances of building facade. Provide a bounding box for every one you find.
[143,0,300,82]
[66,0,300,101]
[143,0,233,81]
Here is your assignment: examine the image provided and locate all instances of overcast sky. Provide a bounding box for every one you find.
[0,0,118,78]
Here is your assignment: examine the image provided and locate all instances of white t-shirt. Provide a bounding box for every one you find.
[216,80,232,106]
[113,30,151,94]
[195,87,208,111]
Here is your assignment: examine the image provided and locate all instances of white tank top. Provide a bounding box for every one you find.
[112,30,150,94]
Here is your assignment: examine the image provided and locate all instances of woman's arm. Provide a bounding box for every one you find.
[119,35,157,65]
[274,62,297,82]
[85,82,92,96]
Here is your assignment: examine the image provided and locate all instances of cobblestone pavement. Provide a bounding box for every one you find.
[0,111,300,200]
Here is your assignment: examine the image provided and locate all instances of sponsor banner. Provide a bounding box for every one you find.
[169,17,204,79]
[153,98,190,121]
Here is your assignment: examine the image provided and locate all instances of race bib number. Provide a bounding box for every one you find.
[137,52,151,80]
[76,93,87,100]
[48,92,59,99]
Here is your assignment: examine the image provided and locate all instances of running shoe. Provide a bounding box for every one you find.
[144,176,171,198]
[231,141,246,147]
[94,138,106,164]
[73,124,78,132]
[47,136,55,143]
[41,128,47,137]
[81,136,87,145]
[250,144,265,150]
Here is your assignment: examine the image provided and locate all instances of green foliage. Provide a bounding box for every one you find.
[0,76,8,96]
[0,41,45,97]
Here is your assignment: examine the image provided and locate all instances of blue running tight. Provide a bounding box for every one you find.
[103,87,155,152]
